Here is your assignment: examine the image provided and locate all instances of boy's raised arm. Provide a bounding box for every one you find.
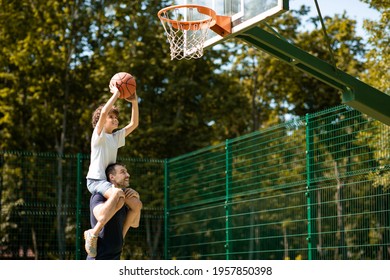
[95,84,121,135]
[124,94,139,136]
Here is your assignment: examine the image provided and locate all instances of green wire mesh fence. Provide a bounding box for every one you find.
[1,105,389,260]
[165,105,390,260]
[0,152,165,260]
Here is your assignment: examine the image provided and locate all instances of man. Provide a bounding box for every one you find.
[87,163,142,260]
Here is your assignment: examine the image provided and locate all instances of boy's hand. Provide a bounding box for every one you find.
[124,93,137,103]
[124,188,140,199]
[109,83,120,97]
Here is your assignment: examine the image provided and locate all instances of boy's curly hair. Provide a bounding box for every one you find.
[91,105,120,128]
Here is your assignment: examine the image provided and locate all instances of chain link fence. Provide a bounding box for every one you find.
[165,105,390,260]
[1,105,389,260]
[0,152,165,259]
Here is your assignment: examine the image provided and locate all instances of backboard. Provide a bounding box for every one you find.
[176,0,289,48]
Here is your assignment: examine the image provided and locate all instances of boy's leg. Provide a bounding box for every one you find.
[122,197,143,237]
[91,187,125,234]
[125,196,142,228]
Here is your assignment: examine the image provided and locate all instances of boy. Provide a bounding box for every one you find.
[84,83,139,257]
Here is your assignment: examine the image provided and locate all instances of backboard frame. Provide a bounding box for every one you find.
[178,0,289,49]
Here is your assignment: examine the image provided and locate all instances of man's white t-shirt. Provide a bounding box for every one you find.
[86,128,126,180]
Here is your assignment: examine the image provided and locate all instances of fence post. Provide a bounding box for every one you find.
[225,139,232,260]
[76,153,83,260]
[305,114,315,260]
[164,159,170,260]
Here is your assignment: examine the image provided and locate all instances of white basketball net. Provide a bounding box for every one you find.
[159,6,214,60]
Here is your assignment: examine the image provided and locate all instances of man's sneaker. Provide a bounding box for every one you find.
[84,230,98,257]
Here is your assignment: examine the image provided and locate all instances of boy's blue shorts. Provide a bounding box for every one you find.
[87,179,113,196]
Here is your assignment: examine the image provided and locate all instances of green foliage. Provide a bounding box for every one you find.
[358,1,390,191]
[225,7,368,123]
[1,1,385,155]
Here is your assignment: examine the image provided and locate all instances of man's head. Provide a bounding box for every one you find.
[105,163,130,188]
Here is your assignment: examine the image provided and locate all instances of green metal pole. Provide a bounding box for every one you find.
[225,139,232,260]
[75,153,83,260]
[164,159,170,260]
[305,115,315,260]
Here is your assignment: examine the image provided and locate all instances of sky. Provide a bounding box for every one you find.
[290,0,381,38]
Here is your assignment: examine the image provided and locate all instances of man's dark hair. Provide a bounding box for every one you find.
[105,163,125,182]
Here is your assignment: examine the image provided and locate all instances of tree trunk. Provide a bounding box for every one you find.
[283,225,289,260]
[56,157,66,259]
[248,206,254,259]
[334,161,347,259]
[55,73,69,259]
[31,227,38,260]
[146,214,163,259]
[316,188,323,258]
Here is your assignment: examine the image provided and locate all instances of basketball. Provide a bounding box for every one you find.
[110,72,136,99]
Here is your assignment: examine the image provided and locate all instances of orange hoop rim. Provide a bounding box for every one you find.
[158,4,217,31]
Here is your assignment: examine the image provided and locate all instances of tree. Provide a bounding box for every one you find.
[0,0,237,258]
[358,0,390,259]
[0,0,97,259]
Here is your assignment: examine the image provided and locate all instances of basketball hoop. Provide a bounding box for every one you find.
[158,5,231,60]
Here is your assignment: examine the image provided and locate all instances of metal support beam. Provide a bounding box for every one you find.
[237,27,390,126]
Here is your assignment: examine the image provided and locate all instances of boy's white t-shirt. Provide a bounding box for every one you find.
[86,127,126,180]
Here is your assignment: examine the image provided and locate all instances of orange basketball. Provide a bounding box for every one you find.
[110,72,136,99]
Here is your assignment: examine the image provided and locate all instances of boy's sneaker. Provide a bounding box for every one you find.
[84,230,98,257]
